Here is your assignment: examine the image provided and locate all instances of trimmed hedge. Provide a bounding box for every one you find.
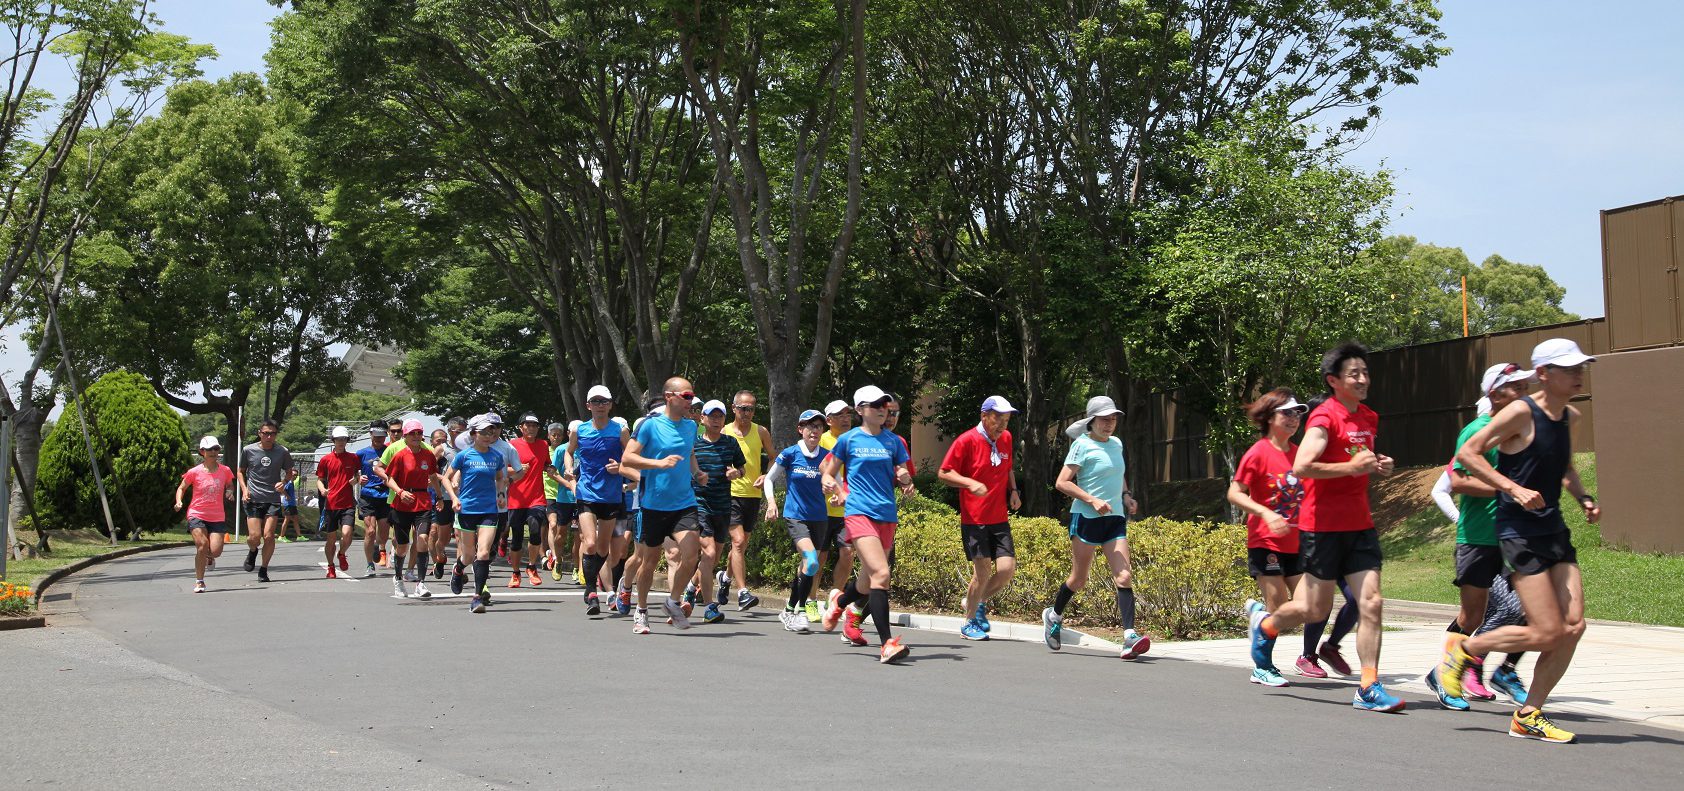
[744,492,1249,639]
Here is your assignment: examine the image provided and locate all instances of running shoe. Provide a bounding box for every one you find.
[243,550,257,572]
[450,564,466,595]
[737,589,760,612]
[551,564,563,583]
[479,585,494,607]
[791,609,813,634]
[1491,666,1530,706]
[403,569,419,583]
[681,599,694,617]
[1120,630,1151,660]
[1294,655,1328,678]
[974,601,991,632]
[1463,658,1497,701]
[527,568,542,587]
[960,620,988,641]
[574,567,585,585]
[803,600,821,623]
[663,598,692,630]
[393,576,407,598]
[585,593,601,616]
[365,562,376,578]
[1509,709,1574,743]
[684,582,699,606]
[1041,607,1063,651]
[378,549,389,567]
[257,568,270,583]
[1245,599,1276,670]
[715,570,730,606]
[703,603,724,624]
[469,596,485,614]
[879,636,910,664]
[1425,665,1471,711]
[820,589,845,631]
[1437,638,1473,698]
[632,609,650,634]
[413,582,432,600]
[1249,666,1288,687]
[543,550,556,569]
[780,609,798,632]
[338,552,349,571]
[616,590,632,616]
[1318,641,1353,676]
[193,580,206,594]
[842,607,868,646]
[326,566,337,579]
[1352,681,1406,713]
[434,562,446,580]
[508,572,522,589]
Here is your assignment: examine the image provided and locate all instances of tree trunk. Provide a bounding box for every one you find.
[7,402,47,536]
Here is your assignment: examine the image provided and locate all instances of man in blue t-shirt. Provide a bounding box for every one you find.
[621,376,709,634]
[355,420,392,577]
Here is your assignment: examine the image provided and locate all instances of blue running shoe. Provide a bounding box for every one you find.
[703,602,725,624]
[1245,599,1276,670]
[1250,666,1288,687]
[1353,681,1406,712]
[974,601,991,632]
[1491,666,1529,706]
[1041,607,1063,651]
[469,595,485,614]
[1425,666,1471,711]
[960,620,989,641]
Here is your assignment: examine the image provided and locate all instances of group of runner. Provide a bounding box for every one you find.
[173,337,1596,734]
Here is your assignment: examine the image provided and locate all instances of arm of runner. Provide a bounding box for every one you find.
[1562,455,1600,523]
[1455,400,1541,511]
[1055,462,1109,516]
[1291,425,1376,479]
[936,466,985,498]
[1429,470,1460,522]
[174,477,188,512]
[819,452,845,506]
[619,435,658,471]
[1449,466,1500,497]
[1226,478,1288,535]
[442,468,462,509]
[564,435,580,480]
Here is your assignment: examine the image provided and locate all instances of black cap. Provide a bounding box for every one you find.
[368,419,386,430]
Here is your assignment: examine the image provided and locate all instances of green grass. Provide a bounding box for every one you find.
[1380,452,1684,626]
[3,528,194,591]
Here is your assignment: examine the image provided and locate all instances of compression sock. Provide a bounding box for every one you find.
[789,572,813,610]
[837,584,866,610]
[1328,592,1358,646]
[472,559,491,595]
[393,555,404,578]
[1501,652,1524,670]
[1115,587,1136,631]
[1360,666,1378,688]
[611,559,626,591]
[583,554,603,595]
[1304,618,1328,658]
[868,589,892,642]
[1053,583,1075,616]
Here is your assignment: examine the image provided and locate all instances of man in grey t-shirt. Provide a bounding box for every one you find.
[238,418,296,582]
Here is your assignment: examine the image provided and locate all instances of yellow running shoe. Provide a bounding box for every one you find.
[1510,709,1576,743]
[551,564,563,583]
[574,567,585,585]
[1437,637,1472,698]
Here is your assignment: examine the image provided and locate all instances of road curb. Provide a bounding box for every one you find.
[890,610,1123,652]
[30,541,194,607]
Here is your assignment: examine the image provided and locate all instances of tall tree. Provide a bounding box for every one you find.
[1364,236,1581,348]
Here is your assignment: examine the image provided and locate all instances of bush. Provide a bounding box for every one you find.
[36,370,193,537]
[745,491,1250,639]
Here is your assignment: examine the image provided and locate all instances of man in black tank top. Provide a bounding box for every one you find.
[1437,338,1602,744]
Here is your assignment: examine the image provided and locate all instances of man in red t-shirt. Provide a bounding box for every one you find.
[381,419,447,599]
[506,415,553,588]
[314,426,363,579]
[938,395,1021,641]
[1248,342,1402,713]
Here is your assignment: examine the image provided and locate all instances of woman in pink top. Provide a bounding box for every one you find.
[175,435,237,593]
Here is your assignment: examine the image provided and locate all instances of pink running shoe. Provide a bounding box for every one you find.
[841,607,869,646]
[1462,658,1497,701]
[1318,642,1353,676]
[1295,654,1328,678]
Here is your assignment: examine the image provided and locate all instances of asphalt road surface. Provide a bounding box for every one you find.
[11,542,1684,789]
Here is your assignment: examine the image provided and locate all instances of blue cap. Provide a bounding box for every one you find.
[797,409,825,424]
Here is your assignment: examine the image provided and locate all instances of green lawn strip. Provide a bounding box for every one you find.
[1379,453,1684,627]
[4,529,195,591]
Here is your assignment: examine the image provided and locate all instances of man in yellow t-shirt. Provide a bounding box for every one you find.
[719,390,774,610]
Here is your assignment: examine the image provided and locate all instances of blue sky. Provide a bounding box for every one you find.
[5,0,1680,392]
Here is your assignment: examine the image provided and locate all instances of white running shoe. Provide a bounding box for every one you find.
[403,569,419,583]
[632,609,650,634]
[413,581,432,600]
[392,577,408,598]
[792,609,813,634]
[193,580,206,594]
[780,610,796,631]
[662,598,691,630]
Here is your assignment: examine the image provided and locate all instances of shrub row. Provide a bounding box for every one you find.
[744,492,1249,639]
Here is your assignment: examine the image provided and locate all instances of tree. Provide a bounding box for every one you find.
[398,265,557,421]
[36,370,191,538]
[272,389,411,454]
[1365,236,1580,348]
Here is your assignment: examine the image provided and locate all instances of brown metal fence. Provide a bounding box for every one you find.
[1144,318,1606,482]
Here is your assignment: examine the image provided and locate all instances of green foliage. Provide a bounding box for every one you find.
[398,265,557,420]
[1365,236,1580,348]
[745,492,1249,638]
[274,390,412,453]
[36,371,192,537]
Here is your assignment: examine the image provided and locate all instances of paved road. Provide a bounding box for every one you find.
[13,543,1684,789]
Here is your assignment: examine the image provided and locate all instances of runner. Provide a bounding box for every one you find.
[380,419,446,599]
[567,386,631,616]
[427,421,464,579]
[174,436,236,593]
[808,399,855,624]
[356,420,392,577]
[819,385,913,664]
[544,422,574,582]
[938,396,1020,642]
[1246,342,1403,712]
[238,419,295,584]
[279,480,300,542]
[314,426,361,579]
[1226,388,1357,685]
[1437,339,1599,742]
[441,415,512,613]
[505,415,552,588]
[1042,396,1151,661]
[761,409,833,634]
[692,399,746,624]
[620,378,708,634]
[1424,362,1537,710]
[720,390,772,612]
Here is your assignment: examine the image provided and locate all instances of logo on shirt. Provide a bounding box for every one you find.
[1269,472,1304,522]
[260,456,272,467]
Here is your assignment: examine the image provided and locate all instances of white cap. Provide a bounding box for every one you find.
[520,414,540,425]
[1274,397,1307,414]
[482,412,503,425]
[198,435,221,450]
[586,384,613,401]
[1531,338,1595,369]
[330,426,350,439]
[689,396,703,408]
[824,400,850,416]
[980,395,1018,413]
[852,385,889,406]
[702,399,727,416]
[1065,395,1124,439]
[1476,362,1537,415]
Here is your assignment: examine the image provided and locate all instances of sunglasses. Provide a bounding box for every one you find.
[202,446,221,452]
[886,410,900,417]
[733,405,756,412]
[587,398,612,406]
[1275,405,1308,416]
[666,390,696,400]
[259,430,277,436]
